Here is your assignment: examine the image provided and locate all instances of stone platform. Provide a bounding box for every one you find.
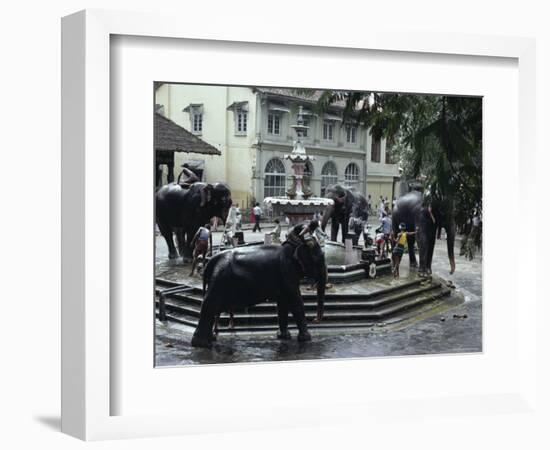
[155,269,463,334]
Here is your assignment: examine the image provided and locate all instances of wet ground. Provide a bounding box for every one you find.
[155,220,482,366]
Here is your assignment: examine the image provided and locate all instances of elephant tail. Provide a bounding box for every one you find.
[202,261,212,295]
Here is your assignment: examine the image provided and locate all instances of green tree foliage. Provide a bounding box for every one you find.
[296,89,482,225]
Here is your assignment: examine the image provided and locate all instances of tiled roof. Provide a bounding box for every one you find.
[253,87,348,108]
[154,112,221,155]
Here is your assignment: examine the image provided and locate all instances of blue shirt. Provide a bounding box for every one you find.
[381,217,392,234]
[197,227,210,241]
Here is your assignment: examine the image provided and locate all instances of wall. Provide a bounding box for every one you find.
[155,84,257,207]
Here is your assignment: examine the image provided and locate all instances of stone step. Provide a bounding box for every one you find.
[155,288,450,332]
[156,281,442,316]
[156,277,426,302]
[155,286,450,326]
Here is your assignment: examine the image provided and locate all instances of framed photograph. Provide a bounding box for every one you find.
[62,9,537,441]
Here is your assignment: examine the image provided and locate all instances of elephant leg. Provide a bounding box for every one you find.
[157,219,178,259]
[407,234,417,268]
[213,314,219,335]
[416,226,435,277]
[182,230,194,260]
[175,229,186,258]
[341,220,349,244]
[276,300,291,340]
[352,226,360,246]
[288,290,311,342]
[330,220,339,242]
[426,229,437,275]
[416,232,427,276]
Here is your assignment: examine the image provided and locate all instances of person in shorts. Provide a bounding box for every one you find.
[375,230,386,258]
[380,212,393,255]
[270,219,282,244]
[189,224,212,277]
[392,222,416,278]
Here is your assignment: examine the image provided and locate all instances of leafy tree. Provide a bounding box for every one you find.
[296,89,482,230]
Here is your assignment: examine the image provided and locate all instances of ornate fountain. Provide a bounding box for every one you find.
[263,106,333,225]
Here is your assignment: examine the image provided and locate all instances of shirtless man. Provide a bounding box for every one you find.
[189,224,212,277]
[177,163,199,187]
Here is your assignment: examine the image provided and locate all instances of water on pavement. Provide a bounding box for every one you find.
[155,220,482,366]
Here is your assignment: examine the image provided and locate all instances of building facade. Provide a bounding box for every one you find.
[155,84,400,208]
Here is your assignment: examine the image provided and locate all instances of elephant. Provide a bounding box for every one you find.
[321,184,369,244]
[391,190,456,277]
[156,182,232,259]
[191,222,327,348]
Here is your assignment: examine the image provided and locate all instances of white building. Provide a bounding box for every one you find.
[155,84,400,208]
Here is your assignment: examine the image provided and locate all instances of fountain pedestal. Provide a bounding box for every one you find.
[264,105,333,224]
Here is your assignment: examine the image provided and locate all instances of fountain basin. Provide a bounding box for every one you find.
[263,196,333,225]
[208,240,391,283]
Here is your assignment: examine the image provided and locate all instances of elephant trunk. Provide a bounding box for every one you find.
[446,219,456,274]
[321,204,333,231]
[220,206,230,226]
[314,268,326,323]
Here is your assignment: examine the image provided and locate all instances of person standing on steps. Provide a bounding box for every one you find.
[252,202,262,232]
[380,211,393,256]
[391,222,416,278]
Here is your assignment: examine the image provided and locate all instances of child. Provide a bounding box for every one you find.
[375,229,386,258]
[189,224,212,277]
[392,222,416,278]
[221,221,234,248]
[270,219,282,244]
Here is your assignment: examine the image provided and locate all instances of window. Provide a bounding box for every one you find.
[264,159,286,198]
[321,161,338,197]
[371,137,381,162]
[267,114,281,135]
[346,125,357,144]
[323,121,334,141]
[227,101,249,136]
[302,119,309,138]
[184,103,204,134]
[192,113,203,134]
[236,110,248,134]
[385,137,394,164]
[344,163,360,186]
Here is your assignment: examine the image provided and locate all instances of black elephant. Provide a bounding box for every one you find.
[156,182,232,259]
[191,223,327,348]
[321,184,368,243]
[392,190,456,277]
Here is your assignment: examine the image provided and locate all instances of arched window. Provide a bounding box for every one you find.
[344,163,360,186]
[264,158,286,198]
[321,161,338,197]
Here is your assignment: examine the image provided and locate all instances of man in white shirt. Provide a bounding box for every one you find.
[227,203,239,234]
[252,203,262,232]
[378,196,386,220]
[235,203,242,230]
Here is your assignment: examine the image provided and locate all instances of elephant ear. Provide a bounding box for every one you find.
[202,184,213,204]
[345,190,355,213]
[292,244,308,273]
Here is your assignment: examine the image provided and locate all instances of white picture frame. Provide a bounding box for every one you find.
[61,9,538,441]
